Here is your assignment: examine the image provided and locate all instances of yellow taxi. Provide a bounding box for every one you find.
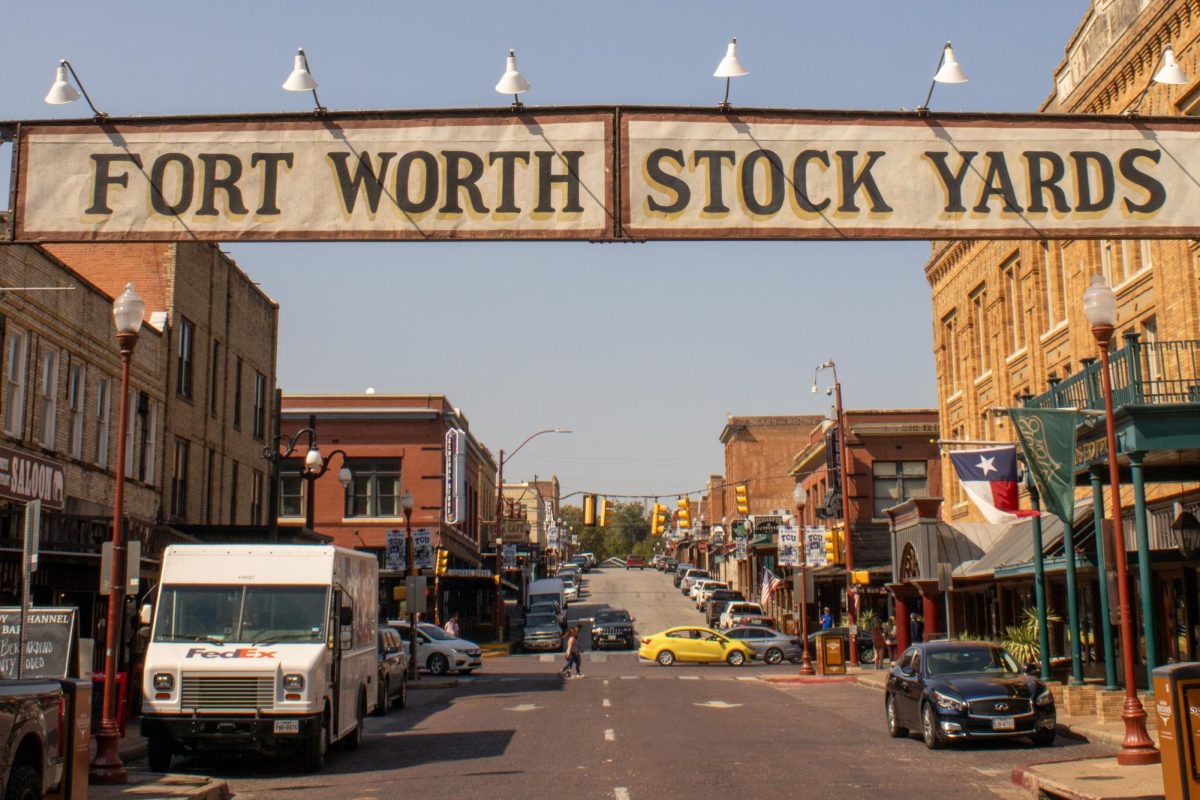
[637,626,755,666]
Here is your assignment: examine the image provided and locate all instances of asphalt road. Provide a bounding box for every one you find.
[162,565,1117,799]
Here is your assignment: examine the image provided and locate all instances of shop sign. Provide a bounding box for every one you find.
[502,520,530,544]
[443,428,466,526]
[0,446,64,509]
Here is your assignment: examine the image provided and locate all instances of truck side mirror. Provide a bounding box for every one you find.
[139,604,153,625]
[339,606,353,626]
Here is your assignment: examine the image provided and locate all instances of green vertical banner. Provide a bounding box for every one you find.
[1008,408,1080,525]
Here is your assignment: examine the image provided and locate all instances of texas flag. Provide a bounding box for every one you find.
[949,446,1038,524]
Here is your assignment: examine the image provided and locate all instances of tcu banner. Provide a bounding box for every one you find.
[11,108,1200,241]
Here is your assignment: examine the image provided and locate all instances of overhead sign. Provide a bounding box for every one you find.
[0,446,64,509]
[443,428,466,526]
[11,109,1200,242]
[502,520,530,544]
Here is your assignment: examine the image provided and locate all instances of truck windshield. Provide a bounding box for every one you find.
[153,585,328,645]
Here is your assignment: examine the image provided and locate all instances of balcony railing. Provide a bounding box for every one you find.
[1026,335,1200,411]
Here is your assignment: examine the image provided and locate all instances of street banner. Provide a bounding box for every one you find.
[1009,408,1081,526]
[13,109,1200,243]
[777,526,800,566]
[547,526,559,549]
[805,527,826,567]
[385,530,405,571]
[413,529,434,570]
[502,544,517,569]
[734,539,747,560]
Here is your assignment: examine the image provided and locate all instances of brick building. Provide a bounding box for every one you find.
[279,393,498,632]
[501,476,560,573]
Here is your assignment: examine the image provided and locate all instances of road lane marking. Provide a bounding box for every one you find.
[539,655,555,662]
[695,700,743,708]
[737,676,757,681]
[504,704,542,712]
[615,789,631,800]
[619,675,639,680]
[602,698,611,707]
[604,728,616,742]
[678,675,700,680]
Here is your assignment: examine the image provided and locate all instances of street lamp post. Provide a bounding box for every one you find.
[401,490,418,679]
[1083,273,1159,766]
[263,413,352,536]
[813,359,858,666]
[90,283,145,785]
[492,429,570,640]
[793,484,815,676]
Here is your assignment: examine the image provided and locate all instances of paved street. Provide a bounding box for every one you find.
[150,566,1117,799]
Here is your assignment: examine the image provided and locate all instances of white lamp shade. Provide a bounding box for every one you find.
[1155,45,1188,85]
[1082,273,1117,327]
[283,49,318,92]
[400,489,415,514]
[714,38,748,78]
[304,446,324,474]
[495,50,530,95]
[337,466,352,488]
[792,484,806,507]
[112,283,146,334]
[933,44,968,84]
[45,62,81,105]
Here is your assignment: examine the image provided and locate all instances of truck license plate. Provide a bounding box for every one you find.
[273,720,299,734]
[991,717,1015,731]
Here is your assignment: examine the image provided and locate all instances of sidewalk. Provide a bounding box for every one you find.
[90,772,230,800]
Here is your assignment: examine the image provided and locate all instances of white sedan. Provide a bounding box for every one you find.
[390,621,483,676]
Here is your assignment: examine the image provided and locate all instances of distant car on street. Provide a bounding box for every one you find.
[391,622,483,676]
[658,557,678,573]
[376,627,409,713]
[626,555,646,570]
[521,611,565,653]
[718,601,764,629]
[691,580,728,607]
[705,590,746,627]
[562,575,581,602]
[722,626,803,665]
[672,564,694,588]
[528,599,566,629]
[590,609,637,650]
[885,641,1056,749]
[638,626,753,666]
[679,568,710,593]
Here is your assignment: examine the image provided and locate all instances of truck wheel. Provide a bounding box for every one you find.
[3,761,40,800]
[345,694,365,751]
[374,676,390,716]
[396,671,408,709]
[304,711,329,772]
[147,735,173,773]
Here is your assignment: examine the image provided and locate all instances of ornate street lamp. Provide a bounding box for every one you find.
[1083,272,1159,766]
[90,283,144,784]
[264,414,351,536]
[793,483,815,676]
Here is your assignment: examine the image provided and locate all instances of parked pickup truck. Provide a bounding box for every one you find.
[0,679,65,799]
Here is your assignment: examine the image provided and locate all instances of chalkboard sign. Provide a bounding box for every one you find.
[0,607,76,679]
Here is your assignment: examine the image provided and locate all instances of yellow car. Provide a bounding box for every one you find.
[637,626,754,666]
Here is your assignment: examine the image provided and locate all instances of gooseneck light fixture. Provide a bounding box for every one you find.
[1129,44,1188,115]
[44,59,107,120]
[495,49,530,110]
[713,37,748,111]
[282,48,326,115]
[918,41,967,115]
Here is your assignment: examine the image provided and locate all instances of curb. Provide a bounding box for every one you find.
[92,773,231,800]
[481,645,511,658]
[1010,762,1164,800]
[762,675,857,685]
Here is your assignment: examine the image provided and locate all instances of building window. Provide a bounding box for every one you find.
[873,461,928,518]
[3,326,28,437]
[941,311,958,391]
[251,469,264,526]
[1041,241,1068,329]
[171,438,190,517]
[35,347,59,449]
[252,372,267,439]
[232,357,243,429]
[176,318,194,399]
[66,362,87,459]
[970,284,989,374]
[1102,240,1151,286]
[124,390,139,480]
[345,459,401,518]
[209,340,221,417]
[141,399,159,485]
[280,460,306,518]
[230,461,240,524]
[205,449,216,524]
[94,376,111,468]
[1002,255,1024,354]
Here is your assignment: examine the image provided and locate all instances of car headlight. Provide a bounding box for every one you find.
[153,673,174,691]
[933,691,965,712]
[1036,689,1054,707]
[283,674,305,691]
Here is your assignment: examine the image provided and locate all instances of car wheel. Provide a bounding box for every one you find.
[147,735,173,773]
[921,703,944,750]
[1031,729,1055,747]
[3,760,40,800]
[427,653,450,676]
[374,676,390,715]
[886,693,909,738]
[656,650,675,666]
[726,650,746,666]
[764,648,784,665]
[396,671,408,709]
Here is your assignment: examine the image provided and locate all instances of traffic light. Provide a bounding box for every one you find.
[598,497,610,527]
[651,503,668,535]
[735,483,750,515]
[823,526,844,565]
[677,496,691,529]
[435,548,450,576]
[583,494,596,526]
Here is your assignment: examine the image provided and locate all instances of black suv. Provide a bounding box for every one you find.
[590,609,636,650]
[705,590,746,627]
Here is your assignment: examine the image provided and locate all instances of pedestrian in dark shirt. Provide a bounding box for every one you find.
[560,626,583,678]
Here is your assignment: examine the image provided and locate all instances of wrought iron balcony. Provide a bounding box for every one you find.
[1026,333,1200,411]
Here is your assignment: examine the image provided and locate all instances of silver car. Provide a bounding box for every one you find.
[722,626,803,665]
[521,611,565,652]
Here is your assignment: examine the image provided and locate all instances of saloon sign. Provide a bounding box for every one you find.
[9,108,1200,242]
[0,446,64,510]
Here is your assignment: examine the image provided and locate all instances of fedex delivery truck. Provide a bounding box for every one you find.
[140,545,378,772]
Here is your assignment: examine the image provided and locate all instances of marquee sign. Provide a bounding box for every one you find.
[9,107,1200,242]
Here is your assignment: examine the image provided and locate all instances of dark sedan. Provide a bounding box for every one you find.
[590,609,636,650]
[885,641,1056,749]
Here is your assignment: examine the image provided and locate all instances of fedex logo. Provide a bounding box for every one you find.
[184,648,277,659]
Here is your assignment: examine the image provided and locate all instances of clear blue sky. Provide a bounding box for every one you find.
[0,1,1090,500]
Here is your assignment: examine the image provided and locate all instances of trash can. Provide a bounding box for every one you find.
[50,678,91,800]
[1153,663,1200,799]
[815,631,846,676]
